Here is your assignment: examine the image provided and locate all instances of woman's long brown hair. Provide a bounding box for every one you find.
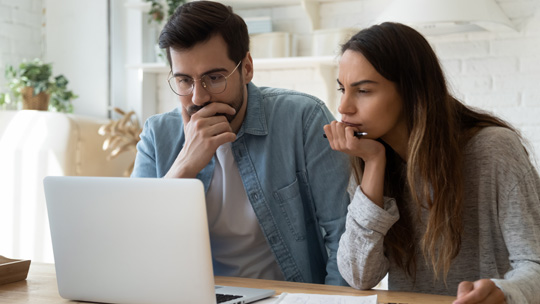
[343,22,519,281]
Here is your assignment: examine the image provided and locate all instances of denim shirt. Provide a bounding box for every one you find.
[132,82,351,285]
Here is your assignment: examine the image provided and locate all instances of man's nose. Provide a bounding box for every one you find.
[191,80,211,106]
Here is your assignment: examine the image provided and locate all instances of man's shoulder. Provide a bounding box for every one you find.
[144,107,183,129]
[258,86,326,108]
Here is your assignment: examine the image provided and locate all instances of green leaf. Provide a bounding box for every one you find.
[3,58,78,112]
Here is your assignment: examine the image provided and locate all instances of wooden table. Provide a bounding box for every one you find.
[0,263,456,304]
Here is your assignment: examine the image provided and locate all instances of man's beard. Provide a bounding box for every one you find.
[223,85,243,123]
[186,81,244,123]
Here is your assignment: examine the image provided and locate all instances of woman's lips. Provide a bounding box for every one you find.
[341,121,362,128]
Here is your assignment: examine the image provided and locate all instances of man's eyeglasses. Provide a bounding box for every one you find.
[167,61,242,96]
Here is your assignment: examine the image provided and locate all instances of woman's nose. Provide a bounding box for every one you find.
[338,94,356,115]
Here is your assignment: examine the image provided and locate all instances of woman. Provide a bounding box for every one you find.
[324,22,540,304]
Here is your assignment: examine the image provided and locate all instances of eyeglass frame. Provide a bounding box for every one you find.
[167,61,242,96]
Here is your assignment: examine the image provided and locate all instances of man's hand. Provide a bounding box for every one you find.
[165,102,237,178]
[453,279,506,304]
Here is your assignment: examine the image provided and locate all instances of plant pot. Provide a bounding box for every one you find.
[21,86,50,111]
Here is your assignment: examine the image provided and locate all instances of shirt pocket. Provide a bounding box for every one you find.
[274,178,306,241]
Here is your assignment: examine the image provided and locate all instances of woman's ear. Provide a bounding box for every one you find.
[242,52,254,84]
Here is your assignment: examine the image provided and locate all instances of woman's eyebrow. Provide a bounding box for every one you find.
[350,79,377,87]
[336,79,378,87]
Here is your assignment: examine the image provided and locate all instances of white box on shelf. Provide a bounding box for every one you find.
[312,28,358,57]
[245,16,273,34]
[250,32,291,58]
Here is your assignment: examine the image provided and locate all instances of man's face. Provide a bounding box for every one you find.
[169,35,252,130]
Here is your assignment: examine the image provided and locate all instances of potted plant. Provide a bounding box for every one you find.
[0,92,6,109]
[3,58,77,113]
[145,0,186,24]
[144,0,186,62]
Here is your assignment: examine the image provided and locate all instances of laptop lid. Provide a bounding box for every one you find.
[44,176,274,304]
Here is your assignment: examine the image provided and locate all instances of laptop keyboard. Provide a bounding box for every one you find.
[216,293,243,303]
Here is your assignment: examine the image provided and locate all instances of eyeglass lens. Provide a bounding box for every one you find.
[169,73,227,96]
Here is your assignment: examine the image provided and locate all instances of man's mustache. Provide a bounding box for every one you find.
[186,101,229,119]
[186,101,212,116]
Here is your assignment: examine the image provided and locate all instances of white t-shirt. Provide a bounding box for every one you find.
[206,143,284,280]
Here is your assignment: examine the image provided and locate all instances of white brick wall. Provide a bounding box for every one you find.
[3,0,538,161]
[0,0,44,91]
[238,0,540,167]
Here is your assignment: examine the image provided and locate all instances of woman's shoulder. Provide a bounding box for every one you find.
[466,126,523,153]
[465,126,533,173]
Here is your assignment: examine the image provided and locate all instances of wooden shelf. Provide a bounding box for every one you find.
[124,1,151,12]
[254,56,337,69]
[221,0,340,9]
[127,56,338,73]
[221,0,301,9]
[126,63,169,73]
[124,0,299,11]
[124,0,347,30]
[123,0,346,121]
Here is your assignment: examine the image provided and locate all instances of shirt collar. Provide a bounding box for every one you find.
[236,82,268,138]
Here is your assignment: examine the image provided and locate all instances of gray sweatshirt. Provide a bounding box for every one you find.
[337,127,540,303]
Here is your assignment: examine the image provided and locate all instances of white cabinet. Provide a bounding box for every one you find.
[123,1,164,122]
[220,0,338,30]
[123,0,358,120]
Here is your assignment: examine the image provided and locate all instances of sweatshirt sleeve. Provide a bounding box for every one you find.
[337,186,400,289]
[469,127,540,304]
[491,167,540,304]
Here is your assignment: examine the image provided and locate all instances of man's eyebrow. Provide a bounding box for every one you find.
[172,67,228,78]
[336,79,377,86]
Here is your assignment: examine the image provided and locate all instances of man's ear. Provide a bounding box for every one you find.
[243,52,254,84]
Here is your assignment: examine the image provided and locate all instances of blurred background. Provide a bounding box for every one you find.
[1,0,539,262]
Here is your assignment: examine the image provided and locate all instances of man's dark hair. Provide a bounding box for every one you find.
[159,1,249,66]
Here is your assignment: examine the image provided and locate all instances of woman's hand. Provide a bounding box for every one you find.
[323,121,384,162]
[324,121,386,208]
[453,279,506,304]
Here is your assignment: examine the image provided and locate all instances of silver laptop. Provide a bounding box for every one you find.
[44,176,275,304]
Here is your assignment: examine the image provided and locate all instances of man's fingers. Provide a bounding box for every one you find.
[205,120,234,137]
[181,106,190,127]
[190,115,228,129]
[190,102,236,119]
[211,131,237,146]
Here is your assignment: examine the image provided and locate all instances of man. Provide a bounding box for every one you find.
[131,1,350,286]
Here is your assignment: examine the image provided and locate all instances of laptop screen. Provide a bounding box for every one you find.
[45,176,219,304]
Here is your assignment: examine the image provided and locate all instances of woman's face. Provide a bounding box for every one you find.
[337,50,406,144]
